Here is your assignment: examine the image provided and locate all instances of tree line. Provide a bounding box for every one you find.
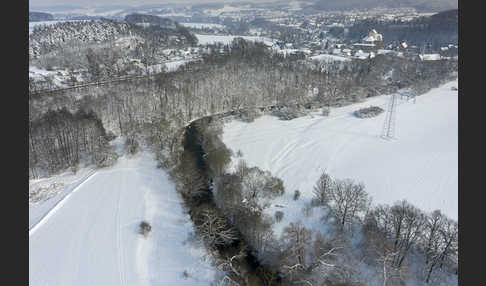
[29,108,117,178]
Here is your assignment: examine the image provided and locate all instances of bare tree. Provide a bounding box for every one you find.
[328,179,371,229]
[194,209,239,249]
[313,171,334,205]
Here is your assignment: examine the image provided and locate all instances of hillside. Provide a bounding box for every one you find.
[347,9,458,50]
[29,19,133,58]
[311,0,458,12]
[125,13,178,29]
[29,11,54,22]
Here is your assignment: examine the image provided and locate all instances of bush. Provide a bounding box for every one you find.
[94,147,119,168]
[322,107,331,116]
[354,106,384,118]
[125,136,139,155]
[237,109,260,122]
[105,131,117,141]
[139,221,152,237]
[302,204,313,218]
[182,270,189,279]
[271,107,306,120]
[294,190,301,200]
[275,210,284,223]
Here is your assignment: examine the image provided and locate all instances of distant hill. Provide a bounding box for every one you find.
[124,13,177,29]
[29,11,54,22]
[29,19,133,58]
[311,0,457,12]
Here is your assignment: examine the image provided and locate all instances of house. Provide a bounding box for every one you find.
[351,29,384,53]
[362,29,384,49]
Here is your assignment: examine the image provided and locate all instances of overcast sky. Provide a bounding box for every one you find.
[30,0,279,8]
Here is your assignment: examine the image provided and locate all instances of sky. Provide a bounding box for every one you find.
[30,0,279,8]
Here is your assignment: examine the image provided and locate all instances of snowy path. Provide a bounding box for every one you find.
[223,80,458,220]
[29,151,216,286]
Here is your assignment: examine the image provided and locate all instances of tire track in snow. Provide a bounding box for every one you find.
[117,171,128,286]
[29,170,97,237]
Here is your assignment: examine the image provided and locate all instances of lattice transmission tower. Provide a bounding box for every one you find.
[381,93,398,139]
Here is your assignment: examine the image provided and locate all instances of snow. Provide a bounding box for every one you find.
[195,34,276,46]
[29,141,217,285]
[29,166,96,230]
[377,49,395,55]
[180,23,225,29]
[363,29,383,42]
[29,66,69,88]
[222,80,458,221]
[420,54,442,61]
[310,54,351,62]
[204,5,250,17]
[165,59,192,72]
[276,48,311,57]
[354,50,372,59]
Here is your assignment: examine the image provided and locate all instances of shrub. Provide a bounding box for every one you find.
[182,270,189,279]
[322,107,331,116]
[236,150,243,157]
[354,106,384,118]
[71,164,79,174]
[271,106,306,120]
[94,147,119,168]
[125,136,139,155]
[105,131,117,141]
[302,204,313,218]
[293,190,301,201]
[139,221,152,237]
[275,210,284,223]
[237,109,260,122]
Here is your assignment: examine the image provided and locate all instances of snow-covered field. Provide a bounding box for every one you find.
[29,166,96,229]
[222,80,458,221]
[310,54,351,62]
[180,23,225,29]
[195,34,276,46]
[29,140,216,286]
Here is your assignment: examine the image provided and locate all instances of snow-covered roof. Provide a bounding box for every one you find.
[363,29,383,42]
[377,49,394,55]
[310,54,351,62]
[332,48,341,55]
[419,54,441,61]
[353,43,375,47]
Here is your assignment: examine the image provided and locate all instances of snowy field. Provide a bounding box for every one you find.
[180,23,225,29]
[222,80,458,221]
[29,140,216,286]
[195,34,276,46]
[310,54,351,62]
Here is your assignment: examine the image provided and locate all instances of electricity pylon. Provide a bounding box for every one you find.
[381,93,397,140]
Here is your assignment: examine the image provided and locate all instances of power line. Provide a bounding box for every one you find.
[381,93,397,140]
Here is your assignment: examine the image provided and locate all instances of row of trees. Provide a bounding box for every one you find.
[30,39,458,133]
[29,108,117,178]
[312,171,458,285]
